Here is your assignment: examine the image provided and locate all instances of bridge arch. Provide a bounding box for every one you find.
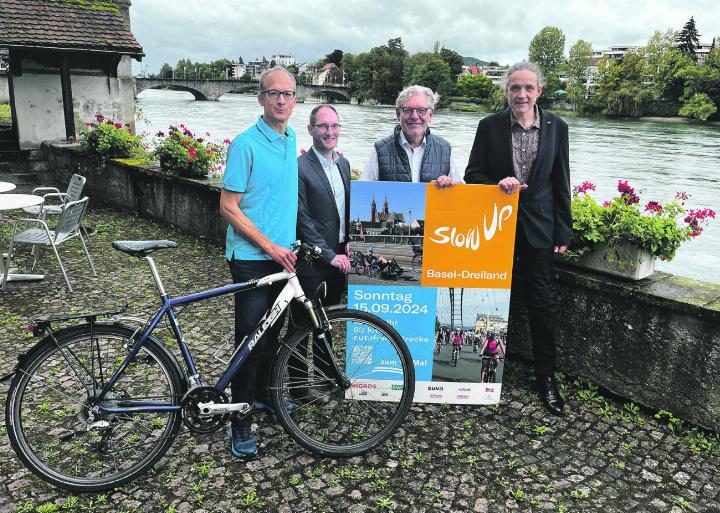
[136,84,208,101]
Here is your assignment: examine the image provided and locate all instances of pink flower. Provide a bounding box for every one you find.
[572,181,596,195]
[602,201,611,207]
[84,122,95,127]
[95,114,104,122]
[114,122,123,129]
[196,137,204,143]
[182,140,188,147]
[617,179,634,194]
[644,201,662,213]
[223,139,231,145]
[675,192,689,201]
[156,131,165,137]
[300,148,307,155]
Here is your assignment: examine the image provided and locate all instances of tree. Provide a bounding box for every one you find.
[678,93,717,120]
[566,39,593,105]
[644,30,692,100]
[237,56,244,64]
[439,48,463,76]
[403,52,455,99]
[158,63,173,79]
[325,49,344,67]
[591,52,650,117]
[457,74,493,99]
[676,16,701,60]
[528,26,566,98]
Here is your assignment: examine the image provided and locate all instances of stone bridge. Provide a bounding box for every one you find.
[134,77,352,102]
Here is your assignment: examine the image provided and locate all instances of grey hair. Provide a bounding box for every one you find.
[502,61,545,91]
[395,85,440,111]
[259,66,296,91]
[309,104,338,126]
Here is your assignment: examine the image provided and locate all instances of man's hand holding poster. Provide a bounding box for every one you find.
[348,182,518,404]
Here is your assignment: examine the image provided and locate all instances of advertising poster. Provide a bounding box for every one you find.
[347,181,518,404]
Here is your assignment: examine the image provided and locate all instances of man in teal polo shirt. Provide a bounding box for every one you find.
[219,66,298,458]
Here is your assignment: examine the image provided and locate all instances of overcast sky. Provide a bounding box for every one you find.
[129,0,720,74]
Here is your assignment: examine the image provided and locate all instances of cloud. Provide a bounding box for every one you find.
[129,0,720,73]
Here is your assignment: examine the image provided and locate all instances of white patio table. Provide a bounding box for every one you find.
[0,193,45,287]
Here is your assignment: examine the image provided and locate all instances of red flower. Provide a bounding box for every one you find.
[182,140,188,147]
[572,181,596,195]
[644,201,662,213]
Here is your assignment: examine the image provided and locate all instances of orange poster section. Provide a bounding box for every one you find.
[422,185,519,288]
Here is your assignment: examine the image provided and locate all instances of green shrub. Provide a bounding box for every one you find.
[678,93,718,121]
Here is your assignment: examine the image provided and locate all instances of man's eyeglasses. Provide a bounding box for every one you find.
[400,107,430,116]
[262,90,296,100]
[313,124,342,132]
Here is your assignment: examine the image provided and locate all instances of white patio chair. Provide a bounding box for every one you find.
[3,197,96,292]
[23,173,87,218]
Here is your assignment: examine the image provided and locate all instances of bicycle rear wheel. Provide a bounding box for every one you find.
[270,308,414,457]
[5,323,184,492]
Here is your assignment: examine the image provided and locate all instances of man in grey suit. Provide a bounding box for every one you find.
[291,104,351,403]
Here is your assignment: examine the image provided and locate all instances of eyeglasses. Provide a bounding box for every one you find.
[313,123,342,132]
[262,90,296,100]
[399,107,430,116]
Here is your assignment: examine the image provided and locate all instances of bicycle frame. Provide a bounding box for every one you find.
[95,255,318,416]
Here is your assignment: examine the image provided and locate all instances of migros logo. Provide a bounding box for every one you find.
[428,204,513,252]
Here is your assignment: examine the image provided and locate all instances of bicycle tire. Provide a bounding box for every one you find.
[356,265,365,275]
[368,265,381,278]
[5,323,184,492]
[270,308,415,457]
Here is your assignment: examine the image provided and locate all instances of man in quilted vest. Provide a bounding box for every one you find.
[361,85,463,186]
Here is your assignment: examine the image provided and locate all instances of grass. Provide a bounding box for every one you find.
[0,102,12,121]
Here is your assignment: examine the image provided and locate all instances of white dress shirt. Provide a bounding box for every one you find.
[311,147,346,242]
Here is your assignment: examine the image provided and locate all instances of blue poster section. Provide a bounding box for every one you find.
[347,284,437,381]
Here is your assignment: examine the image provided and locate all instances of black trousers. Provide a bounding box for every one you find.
[289,258,346,384]
[228,259,287,405]
[511,224,557,378]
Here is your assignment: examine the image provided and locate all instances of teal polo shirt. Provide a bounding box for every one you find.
[223,116,298,261]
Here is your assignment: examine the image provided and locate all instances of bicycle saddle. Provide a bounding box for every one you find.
[112,240,178,257]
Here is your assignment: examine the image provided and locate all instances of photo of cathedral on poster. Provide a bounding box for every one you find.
[350,195,424,238]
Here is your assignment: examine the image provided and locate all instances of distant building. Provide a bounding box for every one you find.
[245,57,269,80]
[0,0,143,150]
[696,42,713,63]
[230,62,246,79]
[352,195,423,237]
[312,63,343,85]
[271,54,295,67]
[474,313,508,335]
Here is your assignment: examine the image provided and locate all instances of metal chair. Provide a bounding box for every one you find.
[23,174,87,218]
[3,197,96,292]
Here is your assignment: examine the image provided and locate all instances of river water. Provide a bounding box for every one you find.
[136,89,720,284]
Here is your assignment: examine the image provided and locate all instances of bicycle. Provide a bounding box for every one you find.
[480,355,504,383]
[451,344,461,367]
[3,240,415,492]
[411,244,423,272]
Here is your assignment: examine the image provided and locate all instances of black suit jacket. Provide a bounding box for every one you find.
[297,149,351,276]
[464,107,572,249]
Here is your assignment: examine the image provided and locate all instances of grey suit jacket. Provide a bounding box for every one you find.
[297,149,351,275]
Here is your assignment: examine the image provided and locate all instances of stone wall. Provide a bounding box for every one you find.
[44,142,720,430]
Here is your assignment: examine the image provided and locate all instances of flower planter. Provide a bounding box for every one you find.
[570,242,655,280]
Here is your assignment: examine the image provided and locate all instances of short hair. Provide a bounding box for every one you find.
[259,66,296,91]
[395,85,439,111]
[502,61,545,91]
[309,104,339,126]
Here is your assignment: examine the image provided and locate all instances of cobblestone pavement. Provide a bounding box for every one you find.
[1,207,719,513]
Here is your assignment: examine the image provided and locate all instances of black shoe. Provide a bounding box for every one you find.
[538,376,564,416]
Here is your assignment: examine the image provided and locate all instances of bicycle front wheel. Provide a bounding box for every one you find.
[270,308,415,457]
[5,323,184,492]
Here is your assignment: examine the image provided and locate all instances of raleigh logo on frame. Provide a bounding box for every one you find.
[422,185,518,289]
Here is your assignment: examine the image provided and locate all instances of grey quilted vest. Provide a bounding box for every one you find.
[375,125,451,182]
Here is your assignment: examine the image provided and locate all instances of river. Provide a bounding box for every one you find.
[136,89,720,284]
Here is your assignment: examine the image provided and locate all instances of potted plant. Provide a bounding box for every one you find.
[78,115,145,163]
[566,180,715,279]
[153,124,226,179]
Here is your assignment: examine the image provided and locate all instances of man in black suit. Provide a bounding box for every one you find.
[291,104,351,403]
[464,62,572,416]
